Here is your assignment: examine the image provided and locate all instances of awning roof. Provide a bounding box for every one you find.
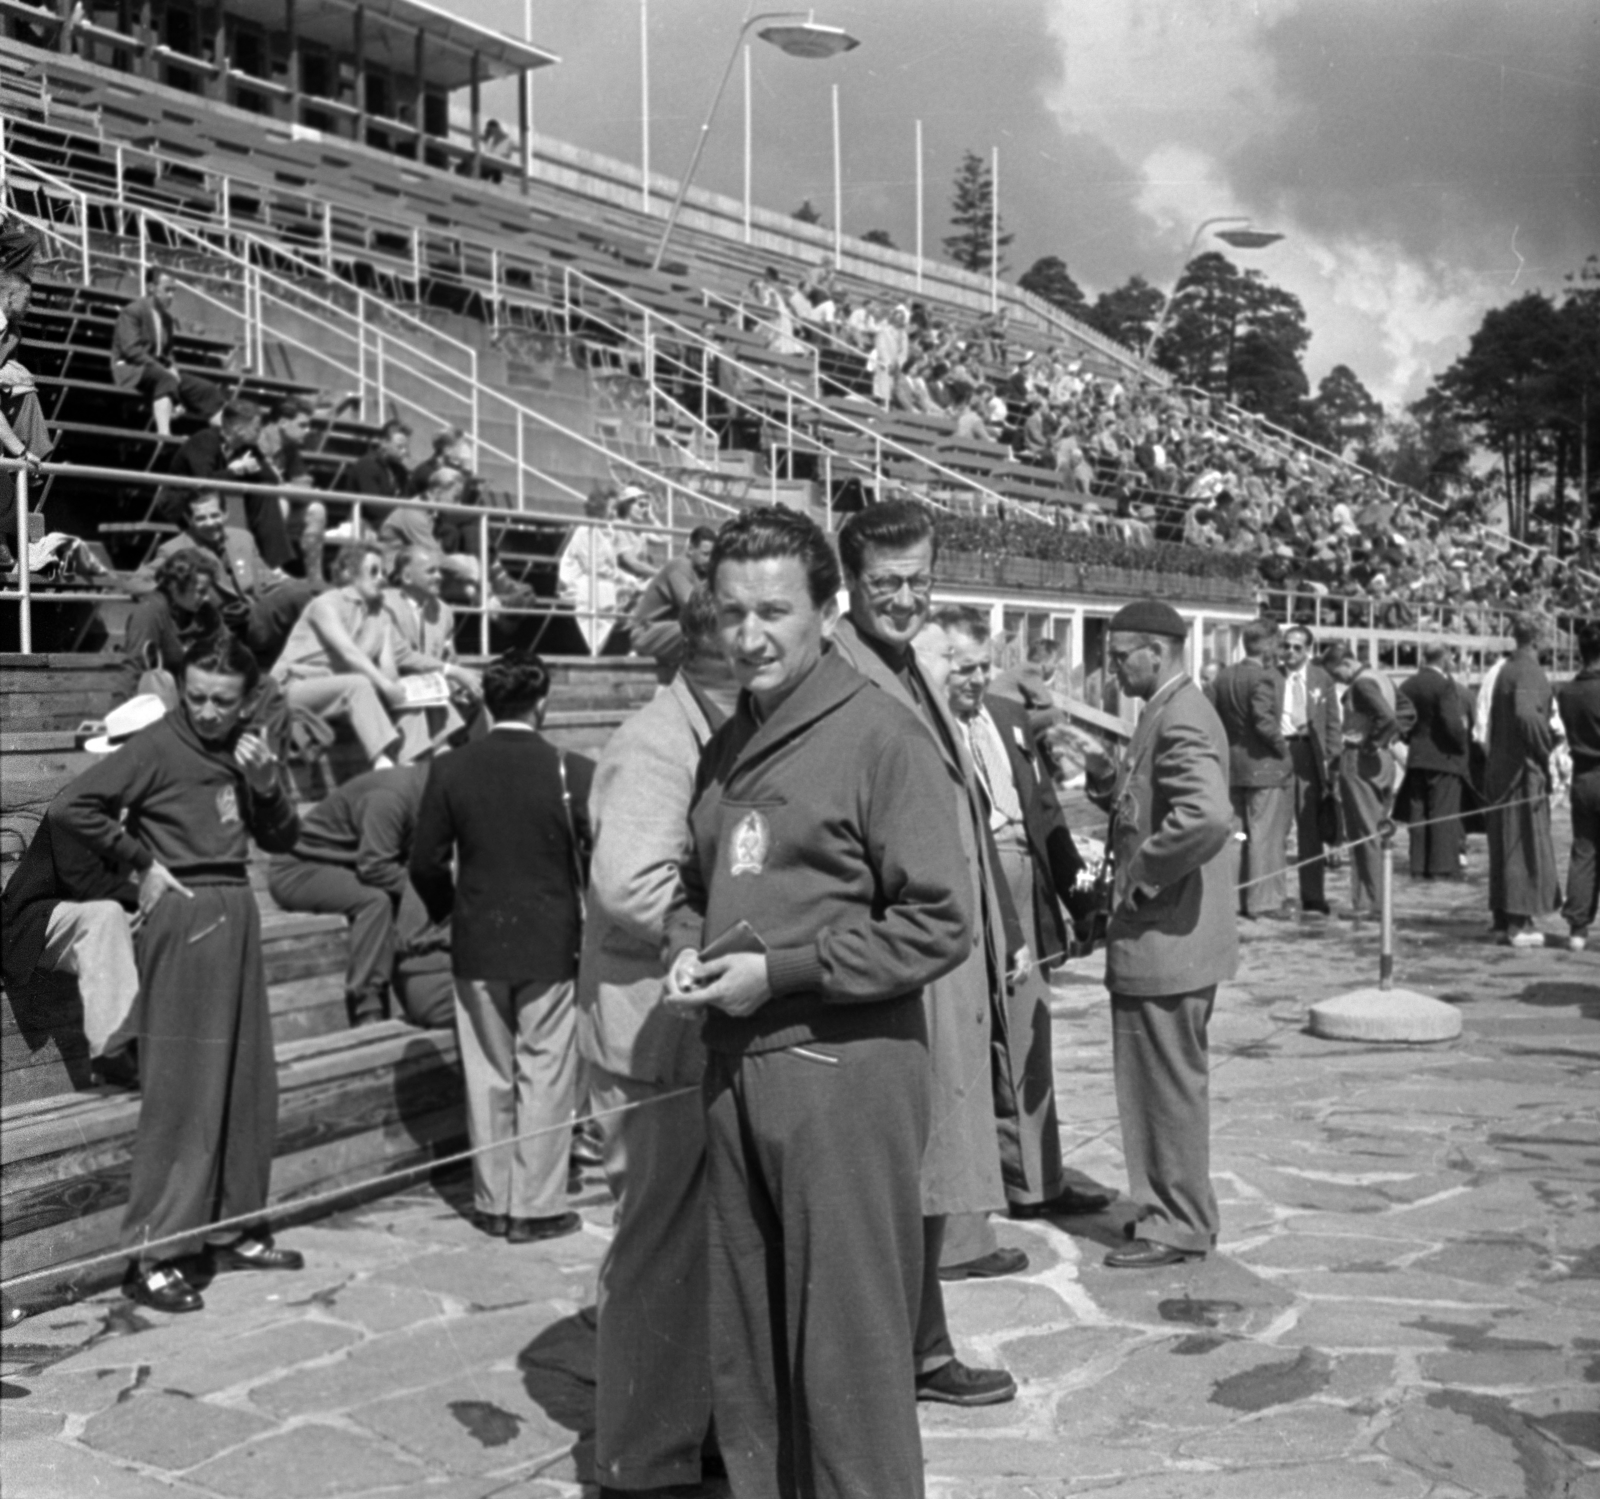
[228,0,559,88]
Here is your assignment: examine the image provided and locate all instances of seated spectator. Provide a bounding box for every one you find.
[339,420,413,503]
[268,765,450,1028]
[410,427,487,508]
[271,541,443,768]
[953,394,997,444]
[380,468,483,600]
[384,543,484,716]
[161,400,297,571]
[0,269,53,564]
[0,209,40,276]
[257,395,327,582]
[122,547,229,697]
[870,305,909,407]
[630,524,717,679]
[109,268,224,437]
[149,490,316,667]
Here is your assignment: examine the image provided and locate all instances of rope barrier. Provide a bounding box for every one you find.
[0,1086,698,1296]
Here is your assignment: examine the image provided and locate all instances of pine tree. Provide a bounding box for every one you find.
[942,150,1012,274]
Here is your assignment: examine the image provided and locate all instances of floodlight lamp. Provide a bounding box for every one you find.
[1214,229,1284,250]
[757,22,859,59]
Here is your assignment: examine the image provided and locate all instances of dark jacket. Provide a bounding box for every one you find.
[1,809,139,991]
[1557,665,1600,781]
[1211,657,1290,788]
[339,448,411,500]
[630,554,701,672]
[411,726,594,984]
[1400,665,1470,776]
[283,765,428,897]
[51,712,299,880]
[665,648,972,1057]
[984,694,1082,968]
[110,294,175,373]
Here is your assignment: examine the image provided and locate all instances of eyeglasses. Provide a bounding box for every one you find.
[860,572,934,600]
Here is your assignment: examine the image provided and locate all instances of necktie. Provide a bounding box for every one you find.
[965,715,1023,832]
[1289,670,1306,731]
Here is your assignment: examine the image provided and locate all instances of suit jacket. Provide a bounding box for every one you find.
[983,693,1082,968]
[577,674,718,1087]
[1211,657,1290,788]
[1096,674,1238,998]
[1284,661,1341,782]
[410,726,595,984]
[110,295,174,372]
[830,616,1009,1215]
[1400,665,1470,776]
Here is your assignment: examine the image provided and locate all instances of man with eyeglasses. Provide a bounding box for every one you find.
[1089,600,1236,1269]
[831,500,1018,1408]
[1278,626,1341,915]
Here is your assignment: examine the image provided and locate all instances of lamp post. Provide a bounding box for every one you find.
[1143,216,1284,363]
[649,9,859,272]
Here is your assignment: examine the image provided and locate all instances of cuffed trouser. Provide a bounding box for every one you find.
[705,1035,929,1499]
[1563,770,1600,936]
[591,1066,712,1492]
[40,900,139,1058]
[1286,739,1328,908]
[1232,783,1290,914]
[280,673,402,766]
[1406,769,1464,878]
[453,976,576,1218]
[123,884,275,1259]
[1111,985,1218,1255]
[1340,747,1391,914]
[267,858,395,1024]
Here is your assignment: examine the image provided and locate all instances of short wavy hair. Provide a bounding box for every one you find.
[153,545,222,597]
[837,498,937,579]
[709,504,840,607]
[482,648,551,717]
[181,629,260,692]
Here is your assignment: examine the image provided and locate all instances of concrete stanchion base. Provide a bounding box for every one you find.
[1308,987,1464,1043]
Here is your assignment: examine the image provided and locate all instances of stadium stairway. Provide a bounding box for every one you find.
[0,650,660,1293]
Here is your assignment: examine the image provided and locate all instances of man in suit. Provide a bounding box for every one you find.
[109,268,223,436]
[1398,643,1472,880]
[1557,621,1600,951]
[149,490,315,668]
[1324,643,1406,919]
[1089,600,1237,1268]
[339,420,414,506]
[410,651,591,1243]
[581,587,736,1497]
[829,500,1017,1408]
[1279,626,1341,914]
[1211,620,1292,918]
[934,606,1109,1226]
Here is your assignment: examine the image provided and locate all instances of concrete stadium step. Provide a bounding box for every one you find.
[0,1021,464,1289]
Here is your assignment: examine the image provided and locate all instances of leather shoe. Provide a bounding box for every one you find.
[1103,1239,1204,1269]
[1011,1184,1114,1218]
[207,1235,304,1272]
[90,1047,140,1090]
[473,1211,511,1238]
[569,1130,606,1170]
[915,1358,1017,1406]
[506,1211,581,1244]
[124,1261,203,1313]
[938,1245,1028,1281]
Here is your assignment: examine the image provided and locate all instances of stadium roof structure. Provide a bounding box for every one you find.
[227,0,560,89]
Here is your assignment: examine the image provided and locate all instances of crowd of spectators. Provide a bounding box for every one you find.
[734,263,1594,625]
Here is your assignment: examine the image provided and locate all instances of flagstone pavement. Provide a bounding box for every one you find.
[3,837,1598,1498]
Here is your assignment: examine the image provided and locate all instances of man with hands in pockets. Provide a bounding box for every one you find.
[663,506,972,1499]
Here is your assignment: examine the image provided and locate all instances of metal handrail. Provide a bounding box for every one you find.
[2,157,734,530]
[1,459,690,656]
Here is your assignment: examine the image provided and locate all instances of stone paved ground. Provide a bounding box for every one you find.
[3,832,1599,1499]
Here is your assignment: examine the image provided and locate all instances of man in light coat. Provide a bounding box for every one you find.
[831,500,1018,1407]
[1090,600,1238,1268]
[1279,626,1341,914]
[579,589,737,1497]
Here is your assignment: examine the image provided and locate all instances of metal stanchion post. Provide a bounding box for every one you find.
[1378,820,1395,991]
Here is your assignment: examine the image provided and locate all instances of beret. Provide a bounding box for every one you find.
[1107,599,1187,638]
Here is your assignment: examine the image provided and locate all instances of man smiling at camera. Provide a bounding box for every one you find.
[664,506,972,1499]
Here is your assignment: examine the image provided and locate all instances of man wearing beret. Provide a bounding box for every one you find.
[1089,600,1238,1268]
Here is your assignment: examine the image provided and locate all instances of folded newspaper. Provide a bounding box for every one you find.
[397,671,452,709]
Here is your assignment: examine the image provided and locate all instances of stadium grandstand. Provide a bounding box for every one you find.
[0,1,1592,1293]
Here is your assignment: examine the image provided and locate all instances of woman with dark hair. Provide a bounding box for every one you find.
[54,633,304,1313]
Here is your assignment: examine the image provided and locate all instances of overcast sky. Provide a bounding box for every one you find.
[467,0,1598,409]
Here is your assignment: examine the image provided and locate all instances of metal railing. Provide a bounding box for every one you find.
[0,459,684,657]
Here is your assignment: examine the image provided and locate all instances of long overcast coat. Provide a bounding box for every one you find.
[831,618,1017,1217]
